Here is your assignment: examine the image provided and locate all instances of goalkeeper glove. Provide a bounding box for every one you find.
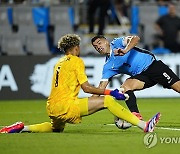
[104,89,129,100]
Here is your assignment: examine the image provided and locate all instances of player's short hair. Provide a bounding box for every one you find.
[58,34,81,52]
[91,35,106,44]
[168,1,175,6]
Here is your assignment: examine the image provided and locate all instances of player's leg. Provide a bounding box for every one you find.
[24,99,87,133]
[20,102,67,133]
[124,90,139,113]
[22,122,53,133]
[121,78,145,92]
[0,121,53,133]
[78,96,141,125]
[103,96,144,127]
[171,80,180,93]
[1,116,67,133]
[20,100,70,133]
[75,97,103,116]
[77,96,160,132]
[121,78,145,119]
[0,120,66,133]
[0,101,64,133]
[114,76,156,127]
[23,99,84,133]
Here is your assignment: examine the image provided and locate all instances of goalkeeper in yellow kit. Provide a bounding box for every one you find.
[0,34,160,133]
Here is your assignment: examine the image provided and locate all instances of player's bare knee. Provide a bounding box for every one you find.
[122,79,144,92]
[171,81,180,93]
[176,84,180,93]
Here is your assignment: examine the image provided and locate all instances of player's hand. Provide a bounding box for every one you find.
[114,48,126,56]
[110,89,129,100]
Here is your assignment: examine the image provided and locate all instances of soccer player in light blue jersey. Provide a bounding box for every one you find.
[91,35,180,122]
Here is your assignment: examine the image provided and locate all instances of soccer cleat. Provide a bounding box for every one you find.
[0,122,24,133]
[132,112,143,120]
[144,112,161,133]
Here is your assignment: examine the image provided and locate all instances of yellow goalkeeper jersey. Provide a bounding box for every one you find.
[47,54,88,106]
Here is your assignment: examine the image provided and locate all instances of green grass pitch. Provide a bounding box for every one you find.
[0,98,180,154]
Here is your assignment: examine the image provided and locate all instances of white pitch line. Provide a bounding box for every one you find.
[105,124,180,131]
[156,127,180,131]
[1,123,180,131]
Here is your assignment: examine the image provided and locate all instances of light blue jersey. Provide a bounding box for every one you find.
[102,37,155,80]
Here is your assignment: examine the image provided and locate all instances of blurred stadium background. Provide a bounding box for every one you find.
[0,1,180,153]
[0,0,179,99]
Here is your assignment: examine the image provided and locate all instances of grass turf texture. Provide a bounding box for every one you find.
[0,98,180,154]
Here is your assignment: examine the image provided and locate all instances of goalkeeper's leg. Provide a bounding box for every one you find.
[79,95,160,132]
[103,96,144,127]
[21,121,65,133]
[79,96,142,126]
[21,122,53,133]
[103,96,160,132]
[0,122,54,133]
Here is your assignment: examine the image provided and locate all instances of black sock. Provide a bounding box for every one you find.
[125,90,139,113]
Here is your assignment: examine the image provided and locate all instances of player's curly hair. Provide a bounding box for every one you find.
[58,34,81,52]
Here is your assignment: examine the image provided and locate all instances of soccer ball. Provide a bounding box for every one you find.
[114,117,132,130]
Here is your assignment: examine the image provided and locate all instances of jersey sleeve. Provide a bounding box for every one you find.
[111,37,126,48]
[101,66,118,81]
[75,58,88,85]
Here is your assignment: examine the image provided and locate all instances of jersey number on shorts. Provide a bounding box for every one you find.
[163,72,172,83]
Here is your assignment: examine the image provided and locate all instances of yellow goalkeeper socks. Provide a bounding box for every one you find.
[22,122,53,133]
[104,96,144,128]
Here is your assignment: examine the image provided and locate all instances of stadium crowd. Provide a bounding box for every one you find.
[0,0,180,55]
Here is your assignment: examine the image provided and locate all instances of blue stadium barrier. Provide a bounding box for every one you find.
[109,2,118,24]
[7,7,13,25]
[130,5,139,34]
[158,5,168,16]
[68,7,75,28]
[32,7,50,51]
[32,7,49,32]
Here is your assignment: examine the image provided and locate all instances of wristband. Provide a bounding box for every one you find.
[104,89,111,95]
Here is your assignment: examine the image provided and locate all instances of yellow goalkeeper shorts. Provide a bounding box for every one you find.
[47,98,88,130]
